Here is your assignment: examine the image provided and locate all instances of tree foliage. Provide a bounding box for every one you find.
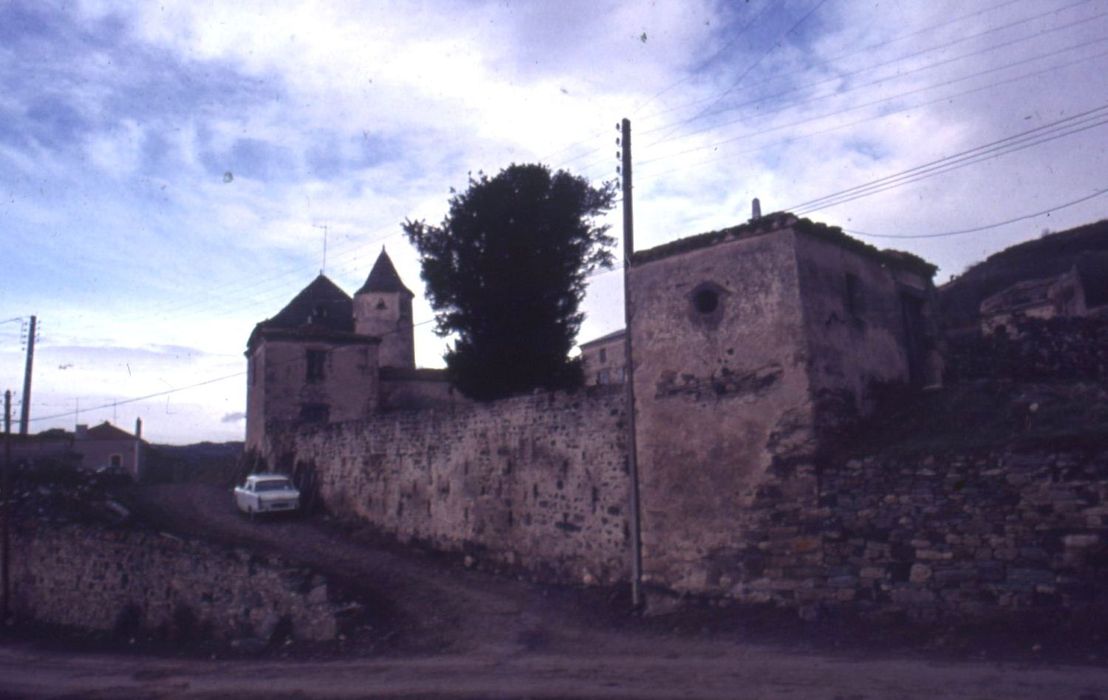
[403,163,616,400]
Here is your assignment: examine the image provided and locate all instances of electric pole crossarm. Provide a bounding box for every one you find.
[19,315,35,436]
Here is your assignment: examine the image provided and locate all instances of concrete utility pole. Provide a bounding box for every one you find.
[618,118,644,609]
[2,389,11,623]
[19,315,36,436]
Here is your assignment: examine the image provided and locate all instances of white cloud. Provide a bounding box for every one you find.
[4,0,1106,441]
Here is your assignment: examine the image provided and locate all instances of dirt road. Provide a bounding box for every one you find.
[3,483,1108,699]
[3,636,1107,699]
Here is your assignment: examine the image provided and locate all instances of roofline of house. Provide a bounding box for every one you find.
[579,328,626,349]
[631,211,937,278]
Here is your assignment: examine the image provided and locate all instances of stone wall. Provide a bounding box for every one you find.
[10,522,340,642]
[794,230,939,427]
[630,226,823,595]
[807,446,1108,623]
[946,316,1108,383]
[291,386,630,584]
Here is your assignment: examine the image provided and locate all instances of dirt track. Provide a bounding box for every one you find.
[3,482,1108,699]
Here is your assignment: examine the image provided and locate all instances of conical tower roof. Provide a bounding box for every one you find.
[264,274,354,333]
[357,248,413,296]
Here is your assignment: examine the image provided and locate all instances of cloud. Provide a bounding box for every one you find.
[2,0,1105,443]
[221,412,246,423]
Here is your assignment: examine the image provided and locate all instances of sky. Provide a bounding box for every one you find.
[1,0,1106,444]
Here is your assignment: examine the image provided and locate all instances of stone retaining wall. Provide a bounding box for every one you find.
[807,446,1108,621]
[946,317,1108,383]
[10,522,340,642]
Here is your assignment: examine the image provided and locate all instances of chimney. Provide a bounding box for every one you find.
[751,197,762,220]
[134,417,143,440]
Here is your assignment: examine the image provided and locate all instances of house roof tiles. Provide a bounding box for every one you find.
[261,274,355,333]
[83,421,136,441]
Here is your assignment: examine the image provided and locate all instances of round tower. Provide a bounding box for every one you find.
[354,248,415,369]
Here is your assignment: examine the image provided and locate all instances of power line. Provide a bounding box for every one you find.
[632,34,1108,172]
[547,0,1043,177]
[786,102,1108,213]
[790,115,1108,215]
[631,0,777,117]
[643,2,1107,151]
[633,0,1042,127]
[846,186,1108,239]
[642,0,1099,146]
[28,314,443,425]
[654,0,832,141]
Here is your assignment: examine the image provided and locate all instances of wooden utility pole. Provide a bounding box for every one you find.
[19,316,35,436]
[2,389,11,623]
[619,118,643,609]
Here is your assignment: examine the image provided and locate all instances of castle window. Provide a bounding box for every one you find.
[110,454,122,468]
[689,281,727,326]
[306,349,326,382]
[693,288,719,314]
[599,348,607,364]
[376,299,387,310]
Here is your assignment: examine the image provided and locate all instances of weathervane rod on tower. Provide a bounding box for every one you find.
[313,223,329,275]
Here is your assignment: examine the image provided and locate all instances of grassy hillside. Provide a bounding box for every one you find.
[938,219,1108,332]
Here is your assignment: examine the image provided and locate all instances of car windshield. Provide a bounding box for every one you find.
[254,479,292,492]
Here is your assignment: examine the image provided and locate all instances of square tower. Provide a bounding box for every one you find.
[628,213,937,595]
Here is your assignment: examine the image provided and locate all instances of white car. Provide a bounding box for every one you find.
[234,473,300,517]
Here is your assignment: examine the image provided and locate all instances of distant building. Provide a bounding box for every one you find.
[579,329,626,385]
[8,419,147,480]
[980,259,1108,332]
[74,419,147,480]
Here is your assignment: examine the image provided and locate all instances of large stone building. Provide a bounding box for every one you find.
[249,213,949,603]
[245,249,460,455]
[627,213,939,592]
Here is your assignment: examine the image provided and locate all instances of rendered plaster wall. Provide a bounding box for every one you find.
[75,438,145,481]
[292,387,630,584]
[629,226,821,594]
[10,523,340,641]
[354,291,415,369]
[793,231,936,430]
[247,338,379,452]
[581,333,627,386]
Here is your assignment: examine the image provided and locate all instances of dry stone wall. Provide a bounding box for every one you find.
[769,446,1108,622]
[11,522,340,642]
[946,317,1108,383]
[292,386,630,584]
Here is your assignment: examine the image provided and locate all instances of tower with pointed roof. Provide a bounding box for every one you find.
[354,248,415,369]
[245,250,458,457]
[244,273,381,453]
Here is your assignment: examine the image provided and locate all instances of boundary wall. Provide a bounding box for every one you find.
[11,522,340,641]
[291,386,631,585]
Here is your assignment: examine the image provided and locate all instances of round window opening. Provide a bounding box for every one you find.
[693,288,720,314]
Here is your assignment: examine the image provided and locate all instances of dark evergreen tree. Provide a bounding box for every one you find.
[403,163,616,400]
